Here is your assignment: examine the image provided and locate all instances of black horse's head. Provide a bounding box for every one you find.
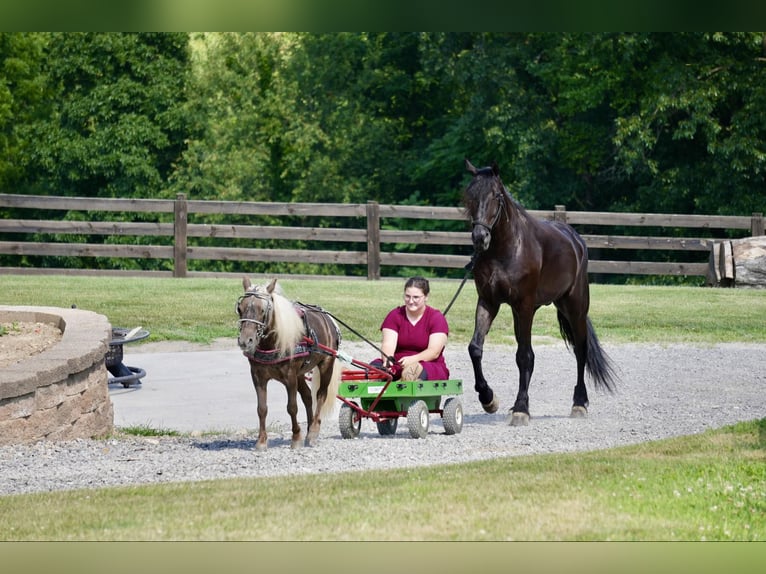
[463,159,508,253]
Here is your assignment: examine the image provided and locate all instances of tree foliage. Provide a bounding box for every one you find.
[4,31,764,216]
[1,32,765,278]
[18,32,193,198]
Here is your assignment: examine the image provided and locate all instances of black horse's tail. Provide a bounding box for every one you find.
[557,312,618,392]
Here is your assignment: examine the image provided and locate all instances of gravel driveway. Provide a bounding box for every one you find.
[1,341,764,496]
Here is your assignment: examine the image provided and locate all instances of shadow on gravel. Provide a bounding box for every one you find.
[192,438,261,451]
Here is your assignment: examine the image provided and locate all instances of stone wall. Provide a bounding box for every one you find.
[0,305,113,445]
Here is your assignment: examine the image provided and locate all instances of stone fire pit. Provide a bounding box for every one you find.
[0,305,114,445]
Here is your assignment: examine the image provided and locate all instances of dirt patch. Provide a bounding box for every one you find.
[0,321,63,368]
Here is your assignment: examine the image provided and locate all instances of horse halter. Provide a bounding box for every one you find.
[236,290,273,342]
[471,184,507,234]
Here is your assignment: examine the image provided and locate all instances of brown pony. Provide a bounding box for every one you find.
[236,277,341,450]
[463,160,616,425]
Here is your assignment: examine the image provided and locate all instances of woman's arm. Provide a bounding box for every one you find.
[398,332,447,368]
[380,327,398,367]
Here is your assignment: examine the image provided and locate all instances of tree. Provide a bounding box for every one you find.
[611,32,766,216]
[0,33,47,192]
[22,32,193,198]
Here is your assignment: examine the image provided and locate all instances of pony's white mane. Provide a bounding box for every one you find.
[264,282,305,355]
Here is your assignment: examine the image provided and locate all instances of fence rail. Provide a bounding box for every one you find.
[0,193,762,281]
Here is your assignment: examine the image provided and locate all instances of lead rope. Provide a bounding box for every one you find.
[441,252,475,317]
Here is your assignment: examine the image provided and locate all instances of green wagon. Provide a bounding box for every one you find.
[336,357,464,439]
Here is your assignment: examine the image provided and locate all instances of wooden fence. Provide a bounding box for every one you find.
[0,193,763,281]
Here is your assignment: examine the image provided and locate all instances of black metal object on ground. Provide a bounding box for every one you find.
[107,327,150,388]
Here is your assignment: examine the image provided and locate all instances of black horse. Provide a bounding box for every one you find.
[462,159,616,425]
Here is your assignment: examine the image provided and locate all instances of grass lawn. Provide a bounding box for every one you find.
[1,274,764,543]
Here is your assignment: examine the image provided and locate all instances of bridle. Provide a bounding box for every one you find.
[236,290,273,342]
[470,181,508,235]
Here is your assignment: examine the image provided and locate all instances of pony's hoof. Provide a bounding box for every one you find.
[570,405,588,419]
[481,396,500,414]
[290,440,303,450]
[255,442,268,452]
[509,411,529,426]
[305,431,319,447]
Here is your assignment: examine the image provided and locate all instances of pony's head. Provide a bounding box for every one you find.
[463,159,508,253]
[236,277,305,356]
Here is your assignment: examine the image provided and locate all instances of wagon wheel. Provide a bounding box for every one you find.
[406,400,429,439]
[338,402,361,439]
[376,418,398,436]
[442,397,463,435]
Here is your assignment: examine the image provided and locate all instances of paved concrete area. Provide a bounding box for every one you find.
[108,341,315,433]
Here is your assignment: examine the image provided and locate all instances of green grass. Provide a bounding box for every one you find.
[0,419,763,541]
[2,275,765,345]
[1,273,765,541]
[118,424,181,437]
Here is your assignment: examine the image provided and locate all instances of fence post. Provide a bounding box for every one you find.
[752,212,764,236]
[366,200,381,280]
[174,193,188,278]
[554,205,567,223]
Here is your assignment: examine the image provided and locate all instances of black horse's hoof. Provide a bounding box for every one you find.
[570,405,588,419]
[481,395,500,414]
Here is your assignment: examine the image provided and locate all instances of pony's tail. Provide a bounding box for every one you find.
[557,312,617,392]
[310,359,341,420]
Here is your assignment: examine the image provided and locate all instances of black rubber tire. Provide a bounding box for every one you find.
[376,418,398,435]
[406,400,429,439]
[442,397,463,435]
[338,403,361,439]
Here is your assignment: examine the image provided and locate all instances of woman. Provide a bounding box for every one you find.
[375,276,449,381]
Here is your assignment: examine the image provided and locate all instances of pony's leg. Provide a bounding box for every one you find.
[250,369,270,451]
[509,303,536,426]
[284,376,304,449]
[305,366,330,447]
[468,298,500,413]
[296,373,315,445]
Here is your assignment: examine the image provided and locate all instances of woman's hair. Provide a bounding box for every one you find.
[404,276,430,296]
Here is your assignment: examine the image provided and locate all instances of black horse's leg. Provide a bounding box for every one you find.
[469,298,500,413]
[510,303,536,426]
[568,315,590,417]
[556,300,590,418]
[250,366,270,451]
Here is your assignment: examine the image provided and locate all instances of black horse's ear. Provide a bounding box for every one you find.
[465,158,478,175]
[491,162,500,177]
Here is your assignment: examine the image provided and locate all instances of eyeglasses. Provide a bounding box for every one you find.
[404,295,424,302]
